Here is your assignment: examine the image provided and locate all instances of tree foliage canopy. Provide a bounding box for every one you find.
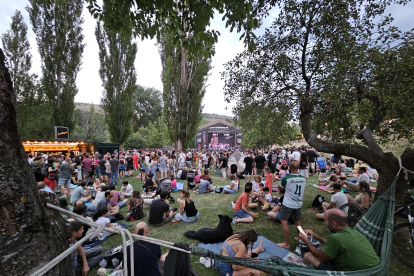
[223,0,414,197]
[132,85,163,130]
[27,0,84,130]
[72,104,110,142]
[96,20,137,144]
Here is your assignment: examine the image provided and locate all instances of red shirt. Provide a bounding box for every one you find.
[82,158,92,170]
[265,173,272,195]
[234,192,249,212]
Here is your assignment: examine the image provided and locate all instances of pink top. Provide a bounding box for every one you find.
[171,179,177,188]
[279,170,287,178]
[195,174,201,183]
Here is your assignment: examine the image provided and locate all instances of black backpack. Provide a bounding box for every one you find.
[180,170,188,180]
[32,164,42,175]
[41,164,50,176]
[311,195,325,208]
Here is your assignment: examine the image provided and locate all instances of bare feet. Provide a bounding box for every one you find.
[255,238,265,253]
[276,242,290,249]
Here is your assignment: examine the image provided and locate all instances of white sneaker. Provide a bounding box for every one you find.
[231,201,236,209]
[60,195,67,198]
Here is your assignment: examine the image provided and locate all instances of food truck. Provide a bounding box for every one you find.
[22,140,119,156]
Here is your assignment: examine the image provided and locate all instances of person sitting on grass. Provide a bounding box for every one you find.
[216,229,265,276]
[298,209,380,271]
[176,189,199,223]
[69,221,104,276]
[109,184,128,208]
[252,175,262,192]
[142,173,157,196]
[119,180,133,197]
[321,174,338,187]
[343,181,371,209]
[315,183,348,220]
[341,167,370,192]
[199,169,210,181]
[96,190,120,216]
[93,206,119,228]
[232,185,258,225]
[276,165,287,181]
[223,175,239,194]
[127,190,145,221]
[318,168,328,185]
[70,181,92,205]
[193,178,213,193]
[259,187,272,210]
[126,222,168,276]
[148,191,177,226]
[93,178,106,196]
[267,186,295,224]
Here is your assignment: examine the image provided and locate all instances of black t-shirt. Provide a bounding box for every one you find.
[267,153,278,167]
[219,157,228,168]
[306,150,317,163]
[126,240,161,276]
[109,159,119,171]
[254,155,266,169]
[125,157,133,165]
[149,199,169,225]
[244,156,254,169]
[99,159,106,171]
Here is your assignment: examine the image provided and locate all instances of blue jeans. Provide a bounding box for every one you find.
[110,170,119,185]
[217,166,221,176]
[117,201,126,208]
[347,178,358,183]
[86,203,96,212]
[223,186,237,194]
[175,211,199,223]
[178,162,184,169]
[95,166,100,178]
[216,260,233,276]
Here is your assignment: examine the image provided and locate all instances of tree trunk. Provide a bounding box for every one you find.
[0,48,75,275]
[176,138,183,151]
[300,102,414,203]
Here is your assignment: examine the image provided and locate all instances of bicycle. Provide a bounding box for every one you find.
[392,194,414,267]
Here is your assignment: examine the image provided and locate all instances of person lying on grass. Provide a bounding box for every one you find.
[192,178,213,193]
[216,229,265,276]
[232,185,258,225]
[297,209,380,271]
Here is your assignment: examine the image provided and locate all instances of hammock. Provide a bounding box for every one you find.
[191,172,398,276]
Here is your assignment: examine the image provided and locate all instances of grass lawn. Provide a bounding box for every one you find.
[79,170,414,276]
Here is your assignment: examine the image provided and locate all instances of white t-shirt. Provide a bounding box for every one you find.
[145,155,150,165]
[178,153,185,163]
[230,180,238,190]
[264,193,272,203]
[177,170,182,178]
[282,150,286,155]
[252,181,260,192]
[331,192,348,214]
[124,184,133,193]
[289,151,301,161]
[357,173,370,184]
[95,216,110,225]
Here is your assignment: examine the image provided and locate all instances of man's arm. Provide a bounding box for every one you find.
[241,204,256,218]
[76,245,90,276]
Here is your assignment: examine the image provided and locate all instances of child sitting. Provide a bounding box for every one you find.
[171,176,177,189]
[195,169,201,183]
[142,173,157,196]
[318,168,328,185]
[252,176,262,192]
[260,187,272,210]
[119,180,133,197]
[276,166,287,180]
[267,186,295,224]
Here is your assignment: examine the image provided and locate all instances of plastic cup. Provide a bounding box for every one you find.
[172,218,176,224]
[177,218,181,224]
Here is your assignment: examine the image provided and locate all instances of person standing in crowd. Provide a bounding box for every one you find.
[44,157,59,190]
[81,153,93,180]
[277,161,306,249]
[243,152,254,183]
[306,147,318,176]
[254,151,266,177]
[31,153,45,182]
[109,154,119,186]
[289,147,301,162]
[125,153,134,177]
[159,152,169,179]
[219,153,229,181]
[58,157,73,198]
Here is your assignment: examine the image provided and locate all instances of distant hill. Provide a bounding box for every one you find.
[74,102,105,115]
[74,103,232,121]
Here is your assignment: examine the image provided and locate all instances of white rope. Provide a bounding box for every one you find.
[32,223,105,276]
[46,203,191,253]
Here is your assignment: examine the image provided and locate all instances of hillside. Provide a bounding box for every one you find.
[74,103,233,121]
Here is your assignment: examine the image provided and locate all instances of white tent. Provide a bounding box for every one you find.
[228,150,246,175]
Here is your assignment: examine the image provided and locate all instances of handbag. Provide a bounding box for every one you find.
[48,174,55,180]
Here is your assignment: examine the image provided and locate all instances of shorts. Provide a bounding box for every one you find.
[309,162,315,169]
[244,168,252,175]
[117,201,126,208]
[270,212,293,225]
[256,168,264,177]
[234,209,251,219]
[119,164,127,171]
[269,166,276,173]
[216,260,233,276]
[159,168,167,173]
[141,168,147,172]
[345,181,358,192]
[316,261,336,271]
[127,165,134,171]
[279,205,301,222]
[58,177,71,187]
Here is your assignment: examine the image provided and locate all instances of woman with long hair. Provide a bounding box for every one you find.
[139,156,148,184]
[345,181,371,209]
[175,189,199,223]
[127,190,145,221]
[217,229,264,276]
[150,155,158,178]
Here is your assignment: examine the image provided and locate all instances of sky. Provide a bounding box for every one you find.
[1,1,413,116]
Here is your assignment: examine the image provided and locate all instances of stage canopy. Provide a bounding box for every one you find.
[196,120,242,149]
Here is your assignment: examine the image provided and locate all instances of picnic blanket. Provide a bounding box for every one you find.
[310,183,376,193]
[197,234,290,260]
[171,182,185,192]
[195,186,219,194]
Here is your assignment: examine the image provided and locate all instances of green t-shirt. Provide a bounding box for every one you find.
[322,227,380,271]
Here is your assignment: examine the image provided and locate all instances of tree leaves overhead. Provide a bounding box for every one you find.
[86,0,277,58]
[27,0,84,130]
[96,20,137,144]
[1,9,51,139]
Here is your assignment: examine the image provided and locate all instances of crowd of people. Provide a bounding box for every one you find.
[29,145,385,275]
